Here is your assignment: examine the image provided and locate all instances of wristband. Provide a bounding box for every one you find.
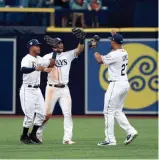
[79,39,84,45]
[52,52,57,60]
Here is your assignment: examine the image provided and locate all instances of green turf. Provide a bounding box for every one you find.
[0,117,157,159]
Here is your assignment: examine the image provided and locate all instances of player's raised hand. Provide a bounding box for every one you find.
[89,35,100,48]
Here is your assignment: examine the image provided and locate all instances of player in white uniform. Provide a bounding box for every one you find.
[36,28,86,144]
[89,32,138,146]
[20,39,55,144]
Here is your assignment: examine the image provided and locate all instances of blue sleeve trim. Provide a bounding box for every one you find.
[21,67,35,74]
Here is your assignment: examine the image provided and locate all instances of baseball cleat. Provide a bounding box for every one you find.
[63,140,76,144]
[20,135,33,144]
[36,134,43,143]
[97,141,116,146]
[29,133,42,144]
[124,131,138,145]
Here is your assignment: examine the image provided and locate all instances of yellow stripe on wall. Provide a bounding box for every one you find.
[0,8,54,13]
[120,28,158,32]
[46,27,159,33]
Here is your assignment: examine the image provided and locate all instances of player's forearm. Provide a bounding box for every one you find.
[48,51,56,68]
[94,52,103,64]
[72,28,85,55]
[21,67,35,74]
[48,59,56,68]
[76,43,84,56]
[43,67,52,73]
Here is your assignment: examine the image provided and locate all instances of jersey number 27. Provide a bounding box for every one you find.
[121,63,128,76]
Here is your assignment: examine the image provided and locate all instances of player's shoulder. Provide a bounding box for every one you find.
[118,49,128,54]
[108,50,117,57]
[119,49,128,57]
[37,55,42,60]
[44,52,53,56]
[22,54,29,61]
[43,52,53,59]
[62,49,76,54]
[112,49,128,57]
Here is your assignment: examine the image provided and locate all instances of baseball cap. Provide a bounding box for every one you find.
[55,37,63,43]
[108,33,123,44]
[51,37,63,48]
[27,39,41,48]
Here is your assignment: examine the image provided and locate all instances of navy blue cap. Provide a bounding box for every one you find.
[55,37,63,43]
[108,33,123,44]
[27,39,41,48]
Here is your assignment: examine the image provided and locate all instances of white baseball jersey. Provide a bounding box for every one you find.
[20,54,50,128]
[21,54,50,85]
[101,49,128,81]
[101,49,137,144]
[43,49,77,85]
[37,49,78,142]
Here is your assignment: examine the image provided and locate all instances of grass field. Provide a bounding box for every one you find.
[0,116,158,159]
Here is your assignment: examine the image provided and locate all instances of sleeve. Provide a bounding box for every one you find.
[37,56,50,67]
[43,54,52,60]
[40,59,50,67]
[21,58,35,74]
[38,54,52,67]
[21,67,35,74]
[65,49,77,62]
[101,53,117,65]
[21,58,30,68]
[71,3,75,9]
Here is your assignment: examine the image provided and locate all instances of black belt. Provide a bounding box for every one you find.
[49,84,65,88]
[27,85,40,88]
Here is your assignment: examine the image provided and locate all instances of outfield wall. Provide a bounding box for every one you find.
[0,28,158,115]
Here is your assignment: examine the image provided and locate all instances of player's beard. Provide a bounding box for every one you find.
[37,50,40,55]
[59,48,64,52]
[56,47,64,53]
[53,45,64,53]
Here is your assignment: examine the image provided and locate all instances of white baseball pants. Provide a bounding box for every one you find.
[37,84,73,142]
[20,85,45,128]
[103,81,136,143]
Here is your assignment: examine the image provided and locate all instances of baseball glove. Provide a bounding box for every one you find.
[72,28,86,40]
[89,35,100,48]
[44,35,59,48]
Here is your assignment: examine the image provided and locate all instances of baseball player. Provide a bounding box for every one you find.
[20,39,56,144]
[36,28,85,144]
[89,32,138,146]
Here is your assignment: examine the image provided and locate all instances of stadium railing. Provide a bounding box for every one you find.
[46,27,159,32]
[0,7,55,26]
